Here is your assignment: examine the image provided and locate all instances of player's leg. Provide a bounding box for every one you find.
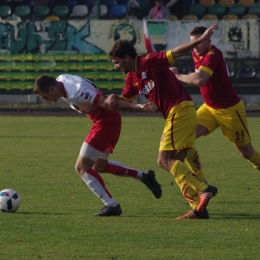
[94,157,144,179]
[185,103,219,181]
[94,157,162,199]
[184,103,219,209]
[76,142,122,217]
[239,144,260,172]
[220,101,260,172]
[185,146,206,182]
[196,104,219,138]
[158,105,217,218]
[196,124,209,138]
[181,106,218,214]
[77,116,123,217]
[91,115,162,199]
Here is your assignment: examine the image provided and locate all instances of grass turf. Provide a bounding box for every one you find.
[1,116,260,259]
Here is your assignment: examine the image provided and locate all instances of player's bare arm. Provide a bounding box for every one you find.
[104,93,119,110]
[170,67,210,86]
[171,24,218,59]
[96,95,155,112]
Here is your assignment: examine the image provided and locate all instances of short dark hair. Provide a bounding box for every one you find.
[33,75,57,94]
[190,26,207,36]
[109,40,137,59]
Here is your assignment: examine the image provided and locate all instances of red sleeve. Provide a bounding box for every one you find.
[92,93,101,106]
[121,73,138,102]
[141,52,172,73]
[197,50,218,77]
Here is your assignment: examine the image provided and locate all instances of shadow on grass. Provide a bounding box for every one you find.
[15,212,66,215]
[122,213,260,220]
[214,213,260,220]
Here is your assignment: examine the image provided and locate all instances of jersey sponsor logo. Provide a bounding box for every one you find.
[141,72,147,79]
[139,80,154,95]
[80,92,93,101]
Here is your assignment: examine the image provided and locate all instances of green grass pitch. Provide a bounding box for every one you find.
[1,116,260,259]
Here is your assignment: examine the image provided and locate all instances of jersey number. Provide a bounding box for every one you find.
[235,130,245,141]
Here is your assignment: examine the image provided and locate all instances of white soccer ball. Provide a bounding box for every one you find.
[0,189,21,213]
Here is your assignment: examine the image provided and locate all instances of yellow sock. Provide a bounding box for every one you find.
[185,147,207,182]
[170,160,208,206]
[248,150,260,172]
[182,186,200,210]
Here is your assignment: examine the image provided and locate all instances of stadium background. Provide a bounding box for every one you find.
[0,0,259,105]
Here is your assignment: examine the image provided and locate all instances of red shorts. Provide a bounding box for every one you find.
[85,110,121,153]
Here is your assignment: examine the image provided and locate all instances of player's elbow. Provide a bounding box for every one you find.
[172,52,183,60]
[197,78,208,86]
[193,75,207,86]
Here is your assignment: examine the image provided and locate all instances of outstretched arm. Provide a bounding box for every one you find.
[171,67,210,86]
[171,24,218,60]
[98,95,155,112]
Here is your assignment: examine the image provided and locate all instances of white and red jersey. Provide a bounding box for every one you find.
[56,74,108,122]
[56,74,121,153]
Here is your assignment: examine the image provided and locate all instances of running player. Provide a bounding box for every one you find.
[171,26,260,184]
[33,74,162,217]
[105,25,219,219]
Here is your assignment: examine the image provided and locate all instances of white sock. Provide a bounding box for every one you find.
[81,170,117,207]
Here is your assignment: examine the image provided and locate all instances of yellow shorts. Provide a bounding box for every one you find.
[197,100,251,146]
[159,103,197,151]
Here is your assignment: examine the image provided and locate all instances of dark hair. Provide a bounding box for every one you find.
[190,26,207,36]
[33,75,57,94]
[109,40,137,59]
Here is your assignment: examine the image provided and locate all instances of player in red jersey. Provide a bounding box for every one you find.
[33,74,162,217]
[172,26,260,181]
[105,25,219,219]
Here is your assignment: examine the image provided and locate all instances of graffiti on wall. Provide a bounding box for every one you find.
[0,19,259,58]
[0,19,145,54]
[0,19,105,53]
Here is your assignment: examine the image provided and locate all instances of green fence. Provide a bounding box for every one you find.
[0,53,126,94]
[0,52,259,95]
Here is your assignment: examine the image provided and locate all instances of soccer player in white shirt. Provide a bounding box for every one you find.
[33,74,162,216]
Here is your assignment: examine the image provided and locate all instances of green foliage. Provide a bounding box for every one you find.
[1,116,260,259]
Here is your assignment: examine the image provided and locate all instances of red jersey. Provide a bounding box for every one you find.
[121,51,193,118]
[192,45,240,109]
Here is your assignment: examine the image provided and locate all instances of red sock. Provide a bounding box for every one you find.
[105,161,139,178]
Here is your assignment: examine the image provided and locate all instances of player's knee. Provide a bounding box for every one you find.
[240,151,252,160]
[237,145,254,160]
[75,163,83,176]
[75,163,92,176]
[157,158,168,171]
[92,165,105,173]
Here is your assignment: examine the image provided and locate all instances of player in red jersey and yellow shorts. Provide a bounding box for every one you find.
[172,26,260,186]
[105,25,220,219]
